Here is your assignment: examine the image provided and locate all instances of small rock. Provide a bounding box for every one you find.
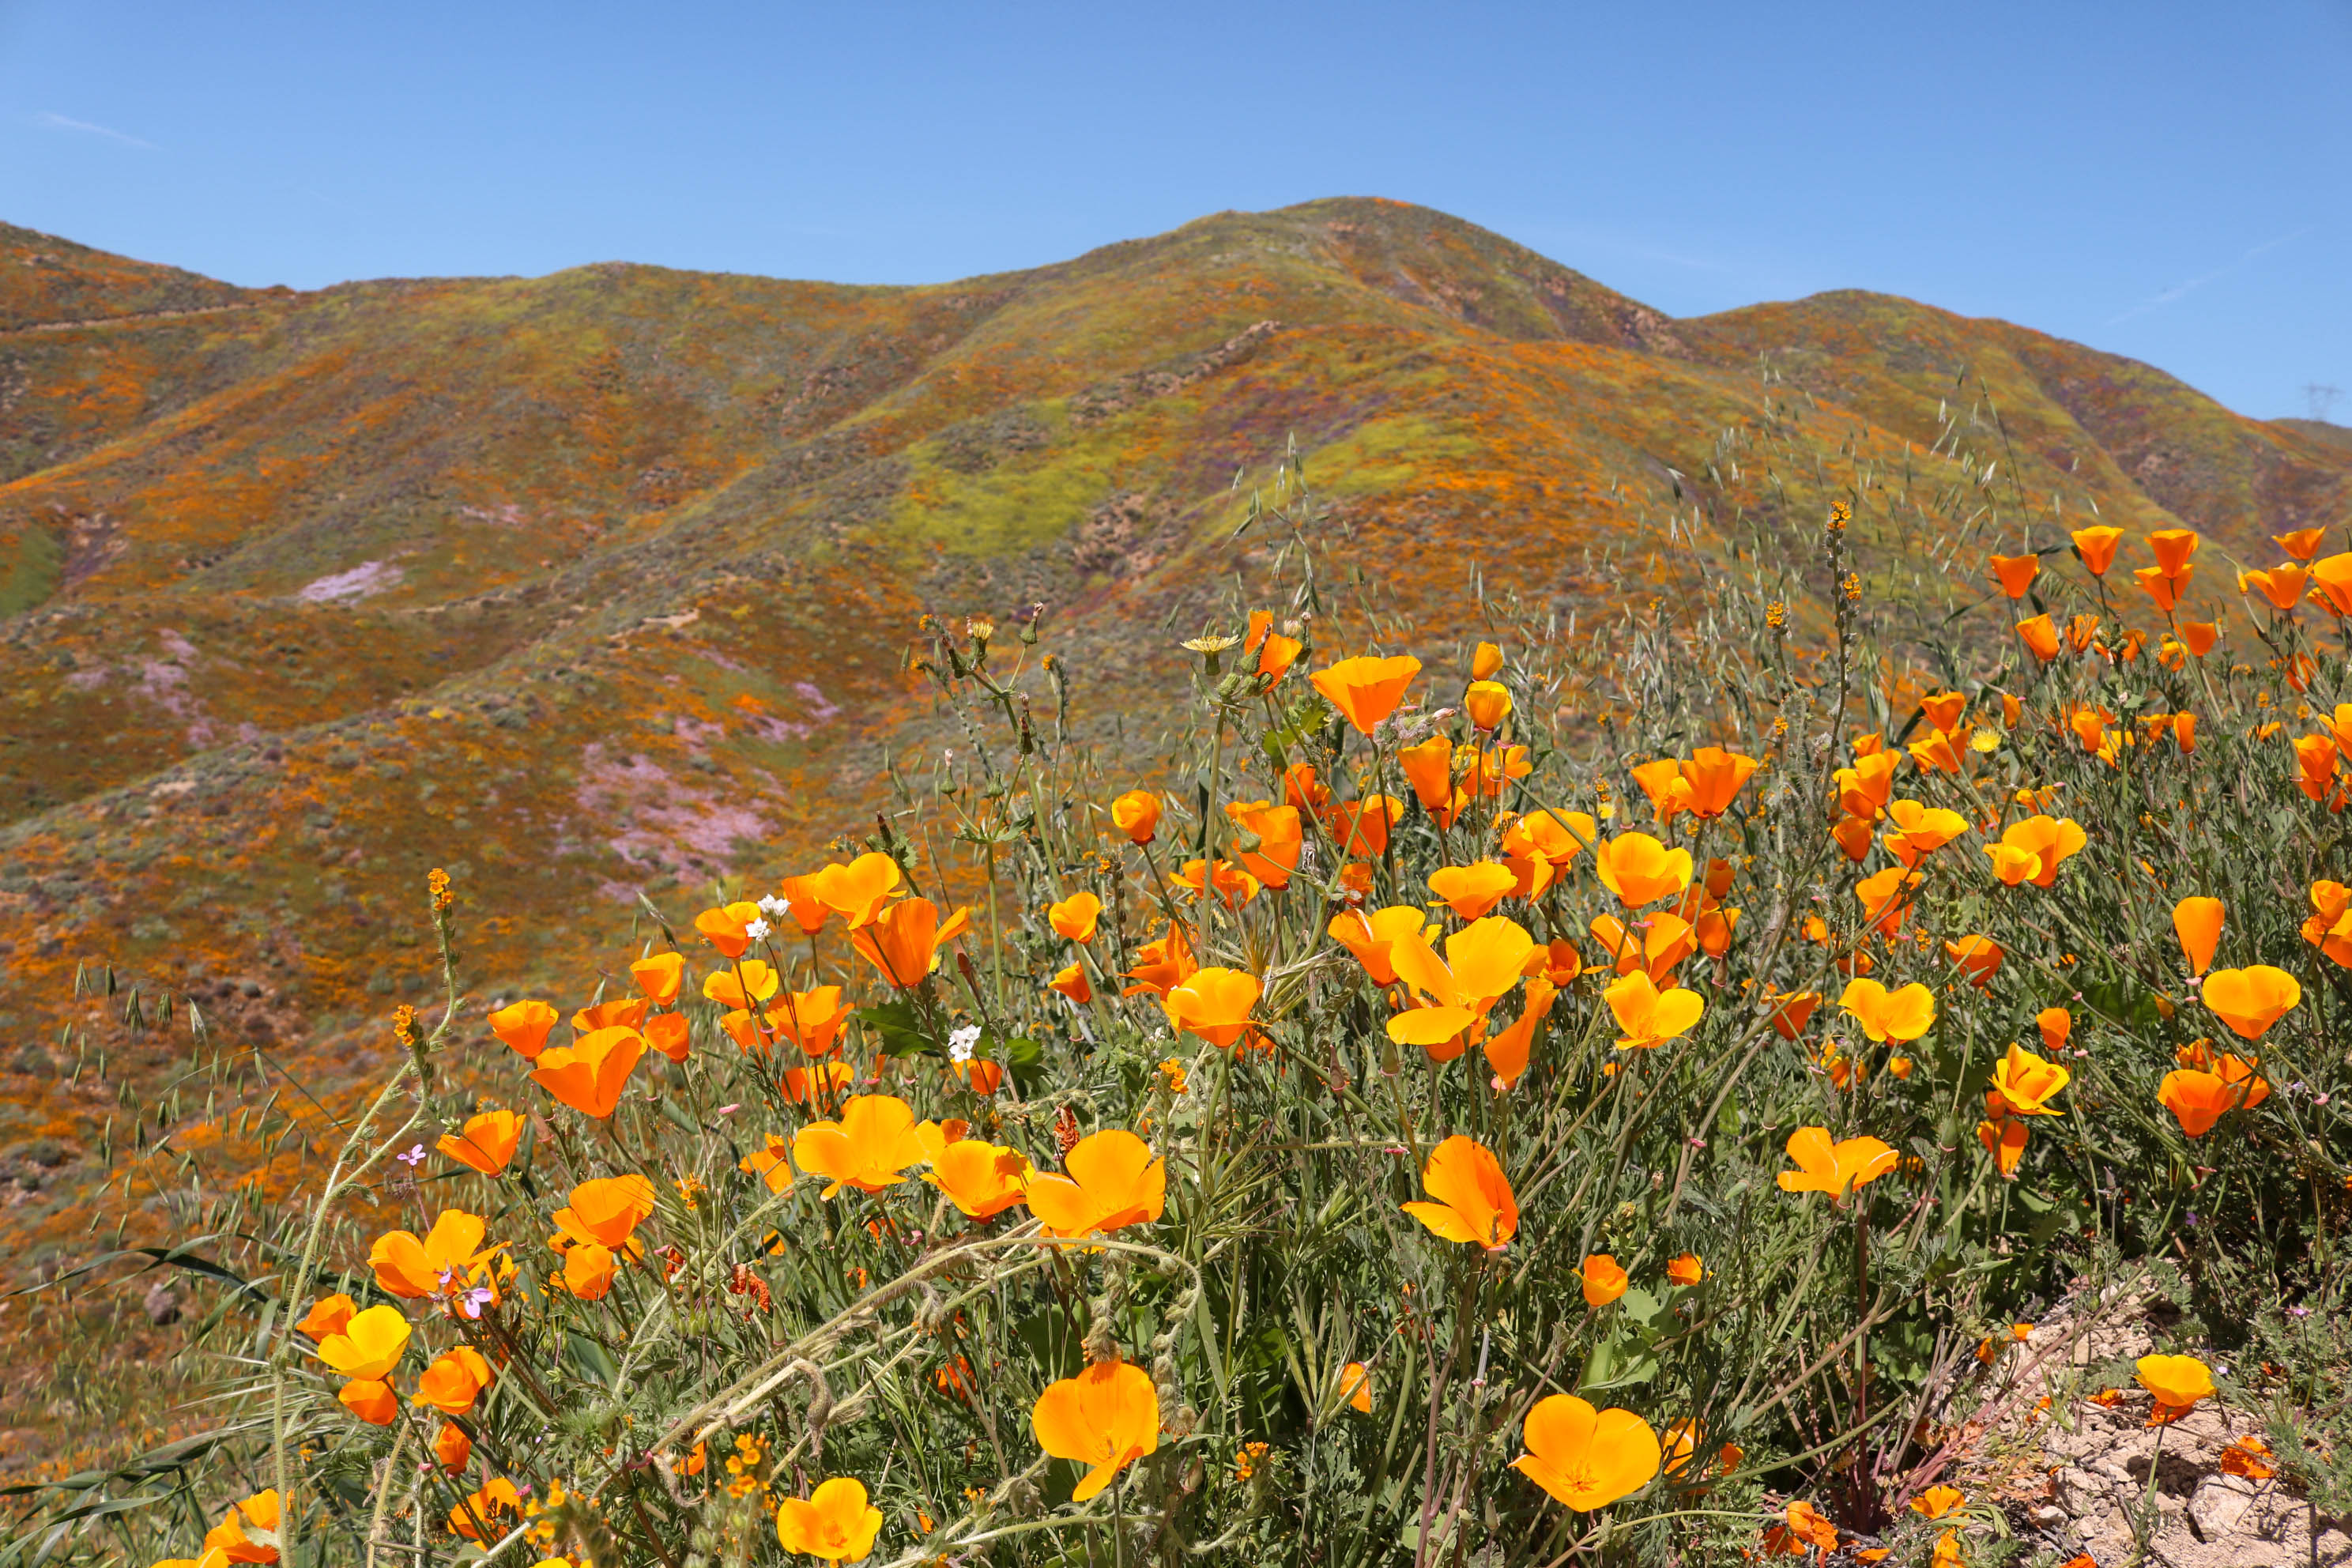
[2030,1503,2067,1528]
[143,1279,181,1325]
[2188,1474,2256,1541]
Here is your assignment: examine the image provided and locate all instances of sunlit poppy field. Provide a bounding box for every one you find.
[37,474,2352,1566]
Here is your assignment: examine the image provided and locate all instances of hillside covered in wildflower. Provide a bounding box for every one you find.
[2,200,2352,1566]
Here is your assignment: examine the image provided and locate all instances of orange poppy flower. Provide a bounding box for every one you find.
[1483,978,1558,1089]
[1830,815,1875,862]
[1329,794,1402,855]
[1329,905,1435,985]
[1675,747,1758,818]
[1604,971,1705,1050]
[487,999,558,1061]
[1977,1116,2030,1177]
[413,1346,495,1417]
[1988,553,2040,598]
[2222,1436,2278,1479]
[1510,1394,1662,1510]
[1532,937,1584,987]
[1048,890,1102,943]
[571,997,650,1036]
[1386,917,1536,1048]
[807,853,903,928]
[1589,912,1694,982]
[1769,991,1820,1039]
[1666,1253,1704,1287]
[2071,526,2124,576]
[1111,790,1161,845]
[1310,654,1422,734]
[1502,808,1598,871]
[437,1109,523,1177]
[1049,962,1092,1004]
[2159,1068,2260,1136]
[775,1476,885,1562]
[1340,1361,1373,1412]
[1908,730,1964,775]
[1988,1042,2068,1116]
[1121,924,1199,997]
[2242,564,2309,611]
[793,1095,934,1198]
[770,987,856,1057]
[1173,858,1263,908]
[702,961,781,1010]
[1911,1485,1966,1520]
[1472,640,1504,679]
[1631,756,1694,824]
[2000,816,2086,887]
[694,901,764,959]
[1024,1129,1166,1239]
[1400,1134,1517,1250]
[770,873,831,937]
[1593,833,1694,907]
[340,1378,395,1424]
[296,1292,356,1342]
[2309,553,2352,616]
[1427,861,1518,920]
[1776,1127,1898,1201]
[628,952,684,1005]
[2136,1354,2214,1423]
[315,1303,412,1381]
[1919,692,1966,735]
[2303,880,2352,966]
[1581,1253,1629,1307]
[2170,896,2223,977]
[1401,736,1464,823]
[1464,680,1513,731]
[530,1025,644,1118]
[202,1489,285,1563]
[1225,800,1304,888]
[1833,752,1899,819]
[1943,937,2003,989]
[2278,527,2327,562]
[1839,978,1936,1042]
[1855,866,1922,937]
[1164,967,1262,1050]
[1882,801,1969,866]
[371,1210,497,1300]
[850,898,972,989]
[922,1139,1031,1219]
[2201,964,2301,1040]
[432,1421,471,1472]
[1256,631,1304,680]
[2018,613,2061,662]
[447,1478,523,1542]
[1984,842,2041,886]
[1031,1359,1159,1501]
[1283,762,1331,813]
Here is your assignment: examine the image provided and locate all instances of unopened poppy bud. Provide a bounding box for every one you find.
[1464,681,1513,731]
[1111,790,1161,846]
[1472,641,1504,680]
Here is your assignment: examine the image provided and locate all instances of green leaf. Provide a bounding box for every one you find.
[863,997,937,1058]
[1578,1332,1660,1393]
[2078,974,2164,1032]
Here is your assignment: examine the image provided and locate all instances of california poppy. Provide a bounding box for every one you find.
[315,1303,411,1381]
[2171,896,2222,976]
[1943,936,2003,989]
[1464,680,1513,731]
[2018,613,2061,662]
[1329,794,1403,856]
[694,901,765,959]
[1024,1129,1166,1239]
[1666,1253,1704,1287]
[1226,800,1305,888]
[629,951,685,1005]
[1031,1359,1159,1500]
[1111,790,1161,845]
[1483,978,1558,1089]
[433,1422,471,1472]
[1510,1395,1662,1510]
[1977,1116,2029,1177]
[922,1139,1031,1219]
[1834,752,1899,820]
[850,898,972,989]
[571,997,649,1033]
[1400,1135,1517,1250]
[437,1109,523,1177]
[530,1026,644,1118]
[1593,833,1694,907]
[371,1210,497,1300]
[1329,906,1435,985]
[1472,640,1504,679]
[1581,1254,1629,1308]
[1632,757,1694,824]
[1340,1361,1373,1412]
[488,999,557,1061]
[2278,527,2327,562]
[2310,554,2352,616]
[1050,891,1102,943]
[793,1095,935,1198]
[2201,965,2300,1041]
[447,1478,523,1542]
[554,1174,658,1255]
[296,1293,355,1342]
[2136,1354,2214,1423]
[1920,692,1966,735]
[1911,1486,1966,1520]
[1121,924,1199,998]
[201,1489,285,1563]
[1173,858,1263,908]
[1855,866,1923,936]
[1501,808,1598,869]
[413,1346,495,1417]
[1428,861,1518,920]
[1883,801,1969,866]
[1164,967,1262,1050]
[1988,1043,2068,1115]
[1769,991,1820,1040]
[2136,564,2190,612]
[1310,654,1422,734]
[2158,1069,2258,1137]
[1680,748,1759,818]
[2242,564,2309,612]
[808,852,904,927]
[775,1476,884,1562]
[1840,979,1935,1043]
[2071,526,2124,576]
[1776,1127,1898,1201]
[1049,962,1091,1004]
[1984,842,2041,886]
[2000,816,2086,887]
[703,960,781,1009]
[1604,970,1704,1050]
[341,1379,395,1424]
[1386,917,1536,1047]
[1988,553,2040,598]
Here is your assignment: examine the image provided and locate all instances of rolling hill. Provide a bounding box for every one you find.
[0,198,2346,1461]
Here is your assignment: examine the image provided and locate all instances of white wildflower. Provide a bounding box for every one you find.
[757,895,791,921]
[948,1024,982,1063]
[744,918,773,943]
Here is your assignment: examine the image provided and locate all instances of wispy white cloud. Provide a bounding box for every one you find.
[33,111,157,150]
[2109,228,2309,326]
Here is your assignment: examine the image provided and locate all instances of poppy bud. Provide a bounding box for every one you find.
[1111,790,1161,845]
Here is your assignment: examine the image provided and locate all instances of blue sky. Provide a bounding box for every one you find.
[2,0,2346,419]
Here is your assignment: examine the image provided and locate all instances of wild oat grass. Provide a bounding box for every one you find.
[13,458,2352,1567]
